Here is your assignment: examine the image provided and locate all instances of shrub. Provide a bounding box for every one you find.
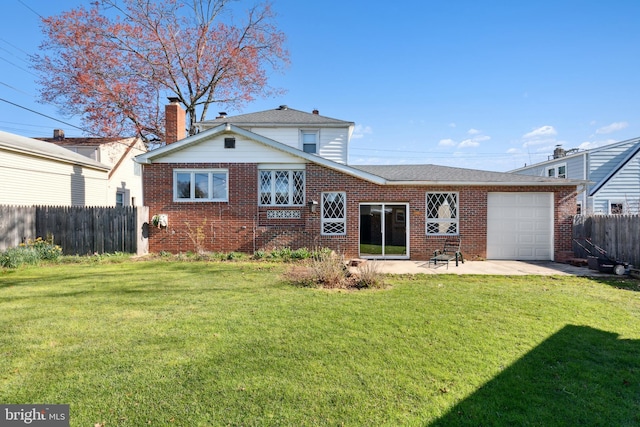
[284,251,386,290]
[354,261,385,289]
[0,237,62,268]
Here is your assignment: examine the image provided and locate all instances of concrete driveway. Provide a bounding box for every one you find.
[364,260,609,276]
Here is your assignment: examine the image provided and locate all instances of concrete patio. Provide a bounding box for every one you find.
[358,259,611,276]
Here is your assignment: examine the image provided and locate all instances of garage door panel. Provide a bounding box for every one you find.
[487,192,553,261]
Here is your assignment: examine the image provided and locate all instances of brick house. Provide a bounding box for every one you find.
[135,104,584,261]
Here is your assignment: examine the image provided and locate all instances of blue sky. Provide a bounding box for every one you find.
[2,0,640,171]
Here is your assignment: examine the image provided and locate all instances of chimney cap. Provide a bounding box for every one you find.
[167,96,180,103]
[312,109,319,115]
[277,105,288,110]
[217,112,227,118]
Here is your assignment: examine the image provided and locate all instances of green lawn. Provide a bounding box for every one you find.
[1,259,639,426]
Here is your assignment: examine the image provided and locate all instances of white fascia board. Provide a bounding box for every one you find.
[133,124,388,185]
[383,180,588,187]
[0,143,110,172]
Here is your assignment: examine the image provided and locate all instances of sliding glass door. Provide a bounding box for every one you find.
[359,203,408,258]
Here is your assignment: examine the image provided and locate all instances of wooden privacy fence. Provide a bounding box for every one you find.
[0,205,148,255]
[573,214,640,267]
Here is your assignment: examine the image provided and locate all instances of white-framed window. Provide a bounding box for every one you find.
[321,192,346,235]
[259,170,305,206]
[301,130,319,154]
[115,192,125,207]
[174,169,228,202]
[546,163,567,178]
[426,192,458,235]
[609,201,624,214]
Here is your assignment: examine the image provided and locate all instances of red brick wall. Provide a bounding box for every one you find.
[143,162,577,261]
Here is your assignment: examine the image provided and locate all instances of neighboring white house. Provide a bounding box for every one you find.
[0,130,110,206]
[39,129,146,206]
[510,137,640,214]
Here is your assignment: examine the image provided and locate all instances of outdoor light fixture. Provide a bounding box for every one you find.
[308,200,318,213]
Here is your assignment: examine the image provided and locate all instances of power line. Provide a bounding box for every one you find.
[0,96,92,134]
[0,56,37,77]
[17,0,42,18]
[0,37,31,58]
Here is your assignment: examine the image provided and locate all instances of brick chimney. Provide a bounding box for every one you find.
[165,97,186,144]
[312,109,319,115]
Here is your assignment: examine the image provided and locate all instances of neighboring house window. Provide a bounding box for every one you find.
[301,130,319,154]
[426,192,458,235]
[609,201,624,214]
[174,169,228,202]
[321,192,346,235]
[546,163,567,178]
[558,165,566,178]
[259,170,305,206]
[576,201,582,215]
[115,192,124,207]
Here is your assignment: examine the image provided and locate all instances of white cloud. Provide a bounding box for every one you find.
[459,138,480,148]
[595,121,628,134]
[506,148,519,154]
[439,138,456,147]
[578,139,617,150]
[352,124,373,139]
[448,122,456,128]
[523,125,557,140]
[467,128,481,135]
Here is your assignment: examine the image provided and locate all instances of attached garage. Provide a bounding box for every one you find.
[487,192,554,260]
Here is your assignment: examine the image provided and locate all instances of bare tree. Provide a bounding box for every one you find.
[32,0,289,145]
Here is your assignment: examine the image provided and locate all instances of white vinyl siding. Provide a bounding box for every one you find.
[0,149,108,206]
[154,135,305,164]
[244,127,349,164]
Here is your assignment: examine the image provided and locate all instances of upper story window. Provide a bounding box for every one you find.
[546,163,567,178]
[259,170,305,206]
[426,192,458,235]
[301,130,319,154]
[174,169,228,202]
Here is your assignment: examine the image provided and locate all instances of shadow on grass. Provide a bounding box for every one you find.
[430,325,640,426]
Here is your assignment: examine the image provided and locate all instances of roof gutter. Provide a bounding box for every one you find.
[0,142,110,172]
[382,180,589,187]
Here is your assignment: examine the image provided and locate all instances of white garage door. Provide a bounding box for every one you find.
[487,192,553,260]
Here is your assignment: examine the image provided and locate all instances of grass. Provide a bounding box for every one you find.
[1,259,639,426]
[360,244,407,255]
